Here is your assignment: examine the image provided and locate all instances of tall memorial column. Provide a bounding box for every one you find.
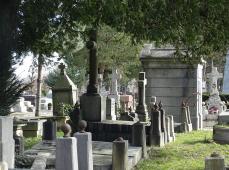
[80,29,106,121]
[136,72,148,122]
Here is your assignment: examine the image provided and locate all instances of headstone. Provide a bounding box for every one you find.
[42,120,57,141]
[205,152,225,170]
[109,68,121,109]
[56,137,78,170]
[0,117,14,168]
[223,51,229,94]
[149,104,164,147]
[136,72,149,122]
[106,97,116,120]
[140,44,203,130]
[74,132,93,170]
[206,65,224,114]
[165,116,172,143]
[52,63,78,116]
[132,122,147,158]
[180,103,192,132]
[158,102,167,144]
[168,115,175,141]
[112,138,128,170]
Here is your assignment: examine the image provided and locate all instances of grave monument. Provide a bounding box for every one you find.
[80,29,106,121]
[135,72,149,122]
[140,44,203,130]
[52,63,78,116]
[206,64,224,114]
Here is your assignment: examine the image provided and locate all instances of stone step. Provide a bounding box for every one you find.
[22,140,142,170]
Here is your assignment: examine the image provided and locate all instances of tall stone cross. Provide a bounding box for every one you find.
[86,29,98,95]
[58,63,65,75]
[206,66,223,95]
[136,72,148,121]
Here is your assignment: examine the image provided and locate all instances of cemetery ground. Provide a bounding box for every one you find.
[136,130,229,170]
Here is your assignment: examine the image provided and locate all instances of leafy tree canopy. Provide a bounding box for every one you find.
[63,25,141,87]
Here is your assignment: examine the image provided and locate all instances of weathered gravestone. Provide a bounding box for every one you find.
[135,72,149,122]
[52,63,78,116]
[205,152,225,170]
[112,137,128,170]
[0,117,14,168]
[132,122,147,158]
[206,64,224,114]
[56,137,79,170]
[109,68,121,109]
[158,102,167,144]
[150,104,164,147]
[80,29,106,121]
[106,97,116,120]
[42,119,57,141]
[180,102,192,132]
[140,44,203,130]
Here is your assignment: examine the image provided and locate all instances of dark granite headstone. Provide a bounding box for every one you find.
[150,104,164,147]
[132,122,147,158]
[42,120,57,140]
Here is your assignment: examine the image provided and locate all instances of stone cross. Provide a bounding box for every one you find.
[206,66,223,95]
[58,63,65,75]
[111,68,119,95]
[86,29,98,94]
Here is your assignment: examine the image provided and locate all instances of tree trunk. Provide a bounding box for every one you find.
[35,55,43,117]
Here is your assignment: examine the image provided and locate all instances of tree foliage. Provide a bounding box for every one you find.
[63,25,141,87]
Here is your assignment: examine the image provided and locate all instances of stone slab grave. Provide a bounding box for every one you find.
[22,140,142,170]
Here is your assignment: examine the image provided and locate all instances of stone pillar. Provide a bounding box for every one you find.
[136,72,148,122]
[165,116,172,143]
[109,68,121,110]
[56,137,78,170]
[42,120,57,141]
[159,102,167,144]
[132,122,147,158]
[168,115,175,141]
[86,29,98,94]
[205,152,225,170]
[0,117,14,168]
[112,138,128,170]
[106,97,116,120]
[80,29,106,122]
[150,104,164,147]
[74,132,93,170]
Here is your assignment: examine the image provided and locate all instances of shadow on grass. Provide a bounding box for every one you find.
[181,139,213,145]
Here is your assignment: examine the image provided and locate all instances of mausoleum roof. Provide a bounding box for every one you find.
[140,44,177,58]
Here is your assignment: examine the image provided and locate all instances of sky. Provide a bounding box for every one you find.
[13,53,64,80]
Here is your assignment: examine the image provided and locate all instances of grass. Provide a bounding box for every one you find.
[136,130,229,170]
[24,131,64,150]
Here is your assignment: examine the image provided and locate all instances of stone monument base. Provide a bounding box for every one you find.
[80,94,106,121]
[150,133,164,147]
